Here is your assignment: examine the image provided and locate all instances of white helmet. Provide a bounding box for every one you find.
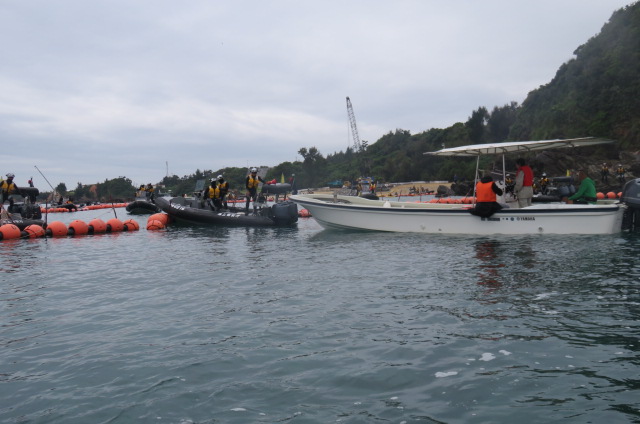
[217,175,223,181]
[250,167,257,172]
[542,173,546,177]
[6,173,14,178]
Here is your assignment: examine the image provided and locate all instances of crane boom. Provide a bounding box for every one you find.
[346,97,362,153]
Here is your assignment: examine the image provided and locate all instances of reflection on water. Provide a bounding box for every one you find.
[1,215,640,423]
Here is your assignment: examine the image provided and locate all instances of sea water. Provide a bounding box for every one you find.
[1,209,639,423]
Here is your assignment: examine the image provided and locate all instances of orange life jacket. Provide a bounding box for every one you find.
[476,181,496,202]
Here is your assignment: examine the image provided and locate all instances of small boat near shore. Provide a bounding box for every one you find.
[154,196,298,227]
[291,138,638,235]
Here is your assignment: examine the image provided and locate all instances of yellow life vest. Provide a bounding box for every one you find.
[218,181,229,193]
[247,176,260,189]
[1,181,17,194]
[206,186,220,199]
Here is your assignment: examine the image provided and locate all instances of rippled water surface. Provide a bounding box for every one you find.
[1,210,639,423]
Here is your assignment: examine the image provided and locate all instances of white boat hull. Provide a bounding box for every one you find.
[291,194,625,235]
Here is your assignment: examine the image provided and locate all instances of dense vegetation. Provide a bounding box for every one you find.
[50,2,640,202]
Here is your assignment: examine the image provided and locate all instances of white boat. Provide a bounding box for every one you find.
[290,138,631,235]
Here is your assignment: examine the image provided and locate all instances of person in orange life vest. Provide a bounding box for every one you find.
[1,173,18,208]
[245,167,265,213]
[470,175,504,218]
[514,158,533,208]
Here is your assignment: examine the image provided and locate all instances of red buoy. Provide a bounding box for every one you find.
[606,191,617,199]
[146,219,165,230]
[68,220,89,236]
[24,224,45,238]
[88,218,107,234]
[106,218,124,232]
[46,221,68,237]
[123,219,140,231]
[596,192,605,200]
[0,224,22,240]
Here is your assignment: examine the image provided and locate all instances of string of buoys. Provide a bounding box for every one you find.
[0,218,140,240]
[596,192,623,199]
[40,203,128,213]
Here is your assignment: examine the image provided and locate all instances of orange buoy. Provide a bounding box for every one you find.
[24,224,45,238]
[596,192,605,200]
[106,218,124,232]
[146,219,165,230]
[88,218,107,234]
[46,221,68,237]
[298,209,311,217]
[618,192,622,198]
[0,224,22,240]
[123,219,140,231]
[606,191,616,199]
[148,213,170,226]
[68,220,89,236]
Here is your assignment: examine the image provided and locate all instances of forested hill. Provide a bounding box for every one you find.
[509,2,640,144]
[360,2,640,184]
[285,2,640,188]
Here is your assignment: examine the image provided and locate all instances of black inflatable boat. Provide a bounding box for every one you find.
[154,196,298,227]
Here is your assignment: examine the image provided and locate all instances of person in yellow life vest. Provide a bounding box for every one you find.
[216,175,229,209]
[616,164,626,184]
[203,179,221,210]
[539,173,550,195]
[1,173,18,208]
[370,180,377,195]
[245,167,265,214]
[470,175,504,218]
[145,183,155,201]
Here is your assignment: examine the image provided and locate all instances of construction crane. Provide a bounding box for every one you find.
[346,96,369,176]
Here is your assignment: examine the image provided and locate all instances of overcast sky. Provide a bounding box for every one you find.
[0,0,632,189]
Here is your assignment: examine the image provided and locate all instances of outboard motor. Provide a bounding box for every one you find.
[621,178,640,230]
[271,201,299,225]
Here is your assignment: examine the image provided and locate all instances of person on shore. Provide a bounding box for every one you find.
[470,175,504,218]
[563,170,597,204]
[514,158,533,208]
[601,163,609,183]
[1,173,18,208]
[616,164,626,184]
[217,175,229,209]
[245,167,265,213]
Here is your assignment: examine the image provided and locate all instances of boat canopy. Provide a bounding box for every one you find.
[424,137,615,157]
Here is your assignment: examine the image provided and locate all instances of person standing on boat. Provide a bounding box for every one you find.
[204,179,221,211]
[145,183,155,201]
[564,170,597,204]
[514,158,533,208]
[1,173,18,208]
[217,175,229,209]
[245,167,265,214]
[470,175,504,218]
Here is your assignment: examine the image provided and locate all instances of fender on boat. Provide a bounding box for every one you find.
[261,183,291,195]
